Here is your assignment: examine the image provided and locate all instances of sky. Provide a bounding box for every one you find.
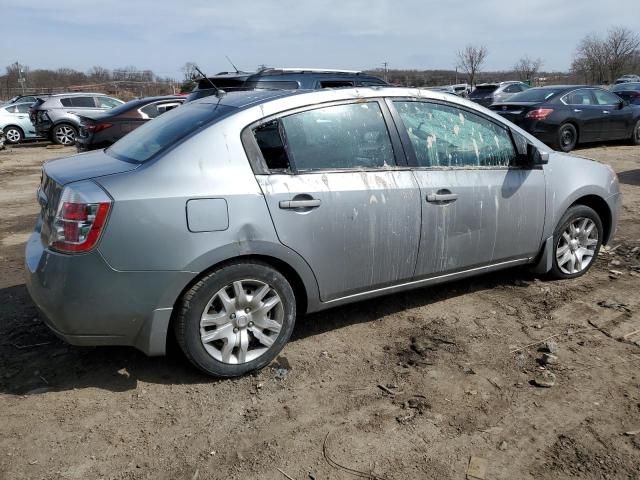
[2,0,639,80]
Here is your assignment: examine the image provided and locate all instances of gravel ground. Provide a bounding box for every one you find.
[0,142,639,480]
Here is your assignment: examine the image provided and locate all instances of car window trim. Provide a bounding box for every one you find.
[560,88,598,106]
[385,97,525,170]
[241,98,409,176]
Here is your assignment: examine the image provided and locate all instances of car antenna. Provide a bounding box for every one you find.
[194,65,225,97]
[225,55,241,74]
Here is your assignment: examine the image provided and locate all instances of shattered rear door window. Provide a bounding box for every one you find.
[281,102,395,171]
[393,101,517,168]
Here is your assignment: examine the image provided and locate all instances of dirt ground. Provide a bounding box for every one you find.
[0,141,639,480]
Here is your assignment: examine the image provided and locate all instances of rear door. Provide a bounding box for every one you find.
[562,89,605,142]
[248,100,422,301]
[389,99,546,277]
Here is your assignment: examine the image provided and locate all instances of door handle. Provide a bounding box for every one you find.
[603,110,610,114]
[573,109,582,113]
[427,192,458,203]
[279,198,322,209]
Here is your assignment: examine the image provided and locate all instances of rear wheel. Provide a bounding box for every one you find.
[556,123,578,152]
[630,119,640,145]
[52,124,77,145]
[174,261,297,377]
[549,205,603,279]
[4,126,23,144]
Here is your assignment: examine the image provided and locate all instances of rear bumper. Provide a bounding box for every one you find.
[25,228,194,356]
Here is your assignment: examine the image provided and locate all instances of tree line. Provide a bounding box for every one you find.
[0,65,177,100]
[1,25,638,101]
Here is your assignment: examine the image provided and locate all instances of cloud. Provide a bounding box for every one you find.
[1,0,638,77]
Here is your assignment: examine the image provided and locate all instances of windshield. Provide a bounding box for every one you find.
[107,101,236,162]
[612,82,640,92]
[508,88,565,102]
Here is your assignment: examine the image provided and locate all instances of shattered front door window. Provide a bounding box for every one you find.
[393,101,517,168]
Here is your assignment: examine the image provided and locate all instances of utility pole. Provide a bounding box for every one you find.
[382,62,388,82]
[15,61,26,94]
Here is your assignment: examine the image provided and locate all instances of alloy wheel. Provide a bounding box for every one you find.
[199,279,284,364]
[54,125,76,145]
[5,128,21,143]
[555,217,599,275]
[560,127,575,149]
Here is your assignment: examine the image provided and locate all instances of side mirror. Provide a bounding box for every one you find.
[527,143,549,165]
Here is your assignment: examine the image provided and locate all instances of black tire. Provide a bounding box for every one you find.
[556,123,578,152]
[52,123,77,145]
[548,205,603,280]
[630,119,640,145]
[174,261,296,377]
[4,126,23,144]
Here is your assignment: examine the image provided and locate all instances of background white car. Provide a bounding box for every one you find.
[0,102,43,143]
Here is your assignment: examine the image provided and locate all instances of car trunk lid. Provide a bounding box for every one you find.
[43,149,140,186]
[490,101,540,124]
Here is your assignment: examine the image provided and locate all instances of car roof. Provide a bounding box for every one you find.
[48,92,111,98]
[195,86,484,113]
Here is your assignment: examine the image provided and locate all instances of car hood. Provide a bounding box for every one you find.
[44,149,140,186]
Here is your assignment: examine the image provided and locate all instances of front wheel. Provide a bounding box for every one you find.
[174,261,297,377]
[549,205,603,279]
[4,126,23,144]
[556,123,578,152]
[52,124,77,145]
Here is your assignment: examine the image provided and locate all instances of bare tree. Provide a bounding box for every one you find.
[456,45,488,87]
[181,62,199,82]
[513,55,543,83]
[572,27,640,84]
[607,26,640,80]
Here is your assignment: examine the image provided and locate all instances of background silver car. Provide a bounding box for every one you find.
[30,93,123,145]
[26,87,620,377]
[469,81,531,107]
[0,102,42,143]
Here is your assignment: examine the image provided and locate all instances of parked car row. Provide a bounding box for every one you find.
[488,85,640,152]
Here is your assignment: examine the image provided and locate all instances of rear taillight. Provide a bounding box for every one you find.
[525,108,554,120]
[85,123,113,133]
[49,181,112,253]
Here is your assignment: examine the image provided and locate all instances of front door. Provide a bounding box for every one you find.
[593,88,635,140]
[389,99,546,277]
[251,101,422,301]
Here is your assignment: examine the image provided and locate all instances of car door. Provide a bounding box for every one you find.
[249,100,422,301]
[593,88,633,139]
[388,99,546,277]
[561,89,606,142]
[13,103,36,137]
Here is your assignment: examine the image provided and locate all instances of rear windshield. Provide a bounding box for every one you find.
[470,85,498,96]
[107,102,236,162]
[612,82,640,91]
[508,88,565,102]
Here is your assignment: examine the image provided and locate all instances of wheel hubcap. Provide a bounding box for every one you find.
[555,217,598,274]
[561,129,574,147]
[55,126,75,145]
[6,129,20,142]
[200,279,283,364]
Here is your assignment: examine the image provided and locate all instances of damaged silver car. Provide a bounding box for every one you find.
[26,87,621,377]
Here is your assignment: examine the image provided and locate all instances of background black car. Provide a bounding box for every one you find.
[185,68,387,102]
[75,95,184,152]
[490,86,640,152]
[611,82,640,105]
